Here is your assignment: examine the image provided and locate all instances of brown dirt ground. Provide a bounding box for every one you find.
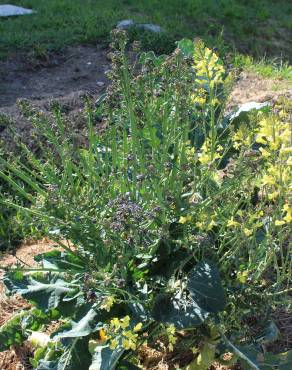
[227,71,292,109]
[0,45,110,148]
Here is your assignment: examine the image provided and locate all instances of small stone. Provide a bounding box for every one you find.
[116,19,135,30]
[136,23,163,33]
[0,4,35,17]
[97,81,105,87]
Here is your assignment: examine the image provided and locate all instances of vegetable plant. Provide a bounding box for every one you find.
[0,31,291,369]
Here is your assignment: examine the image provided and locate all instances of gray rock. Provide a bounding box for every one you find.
[116,19,135,30]
[137,23,163,33]
[0,4,35,17]
[116,19,163,33]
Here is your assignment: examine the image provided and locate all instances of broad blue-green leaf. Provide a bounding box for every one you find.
[36,338,92,370]
[254,321,279,344]
[187,260,226,314]
[36,360,58,370]
[57,339,91,370]
[176,38,194,58]
[226,102,270,128]
[152,294,208,329]
[232,346,292,370]
[34,250,84,271]
[54,309,100,339]
[89,345,125,370]
[3,273,77,311]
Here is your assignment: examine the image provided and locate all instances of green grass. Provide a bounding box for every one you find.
[233,54,292,82]
[1,0,292,63]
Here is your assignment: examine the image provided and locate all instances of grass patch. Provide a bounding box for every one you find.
[233,54,292,81]
[1,0,292,61]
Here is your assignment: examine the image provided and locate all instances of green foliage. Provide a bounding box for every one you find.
[0,36,291,369]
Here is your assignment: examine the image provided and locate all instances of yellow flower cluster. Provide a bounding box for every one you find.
[179,214,192,224]
[193,42,225,89]
[257,113,291,197]
[226,210,264,238]
[100,296,115,312]
[232,125,254,150]
[275,203,292,226]
[108,316,143,351]
[199,138,223,165]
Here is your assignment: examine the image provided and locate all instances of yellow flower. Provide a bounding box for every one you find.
[268,191,279,200]
[101,296,115,312]
[259,147,270,158]
[192,95,206,105]
[244,228,253,237]
[122,338,136,351]
[275,220,286,226]
[227,217,240,227]
[120,316,130,329]
[133,323,143,332]
[237,270,248,284]
[99,329,107,342]
[283,210,292,223]
[109,338,119,350]
[179,215,192,224]
[196,221,204,229]
[207,219,217,230]
[110,317,120,330]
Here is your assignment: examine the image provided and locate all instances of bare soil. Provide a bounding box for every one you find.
[0,45,110,146]
[228,71,292,109]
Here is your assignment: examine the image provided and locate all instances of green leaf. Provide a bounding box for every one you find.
[35,339,92,370]
[152,294,208,329]
[34,250,84,271]
[89,345,125,370]
[176,38,194,58]
[254,321,279,344]
[0,308,51,351]
[0,312,26,351]
[57,339,91,370]
[54,308,100,339]
[186,342,216,370]
[239,349,292,370]
[187,260,226,314]
[4,273,77,311]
